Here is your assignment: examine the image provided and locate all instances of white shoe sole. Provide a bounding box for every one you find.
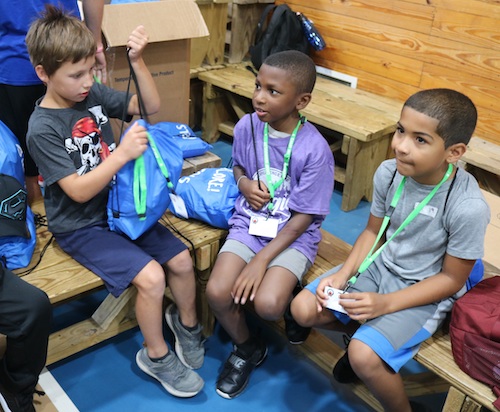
[135,351,203,398]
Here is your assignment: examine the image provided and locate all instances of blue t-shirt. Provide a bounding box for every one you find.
[0,0,80,85]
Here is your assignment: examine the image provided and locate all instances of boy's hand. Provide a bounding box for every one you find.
[116,121,149,162]
[231,257,267,305]
[339,291,389,321]
[316,275,347,312]
[239,178,271,210]
[127,25,148,62]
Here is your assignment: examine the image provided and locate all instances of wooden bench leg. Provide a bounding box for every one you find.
[202,83,232,143]
[46,289,138,365]
[341,133,391,211]
[442,386,484,412]
[194,240,221,336]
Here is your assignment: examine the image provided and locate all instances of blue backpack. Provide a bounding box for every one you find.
[107,119,184,240]
[0,121,36,269]
[169,167,238,229]
[151,122,212,159]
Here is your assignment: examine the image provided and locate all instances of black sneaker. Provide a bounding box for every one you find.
[284,283,312,345]
[0,381,36,412]
[216,339,268,399]
[332,351,360,384]
[284,304,311,344]
[409,400,432,412]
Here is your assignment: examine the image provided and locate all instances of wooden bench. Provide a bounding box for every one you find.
[260,227,500,412]
[197,63,402,211]
[460,137,500,196]
[9,152,225,366]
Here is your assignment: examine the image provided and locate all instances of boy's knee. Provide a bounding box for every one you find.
[253,296,284,321]
[167,250,194,276]
[206,278,231,308]
[290,291,315,327]
[348,340,380,378]
[134,263,166,294]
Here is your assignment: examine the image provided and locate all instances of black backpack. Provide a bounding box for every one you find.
[249,4,310,70]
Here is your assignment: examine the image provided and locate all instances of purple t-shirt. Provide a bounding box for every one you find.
[228,113,334,263]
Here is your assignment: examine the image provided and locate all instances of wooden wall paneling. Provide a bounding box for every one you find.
[301,8,500,82]
[318,38,423,86]
[314,57,418,103]
[420,63,500,143]
[420,63,499,113]
[278,0,434,34]
[434,0,500,21]
[277,0,500,147]
[432,9,500,50]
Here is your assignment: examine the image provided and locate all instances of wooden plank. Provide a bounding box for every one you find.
[317,38,423,87]
[218,120,235,137]
[183,151,222,172]
[92,287,137,330]
[227,2,265,63]
[462,138,500,176]
[279,0,434,34]
[46,310,138,366]
[431,8,500,50]
[304,8,500,83]
[435,0,500,17]
[415,330,497,410]
[198,65,400,142]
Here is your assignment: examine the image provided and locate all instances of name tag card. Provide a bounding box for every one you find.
[248,215,279,238]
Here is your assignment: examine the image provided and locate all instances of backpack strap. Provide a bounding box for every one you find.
[253,4,277,46]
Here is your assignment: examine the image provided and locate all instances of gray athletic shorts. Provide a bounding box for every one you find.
[219,239,312,281]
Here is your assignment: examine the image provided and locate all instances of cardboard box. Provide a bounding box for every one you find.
[481,189,500,273]
[101,0,209,126]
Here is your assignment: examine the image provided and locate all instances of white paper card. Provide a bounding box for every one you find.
[169,194,188,219]
[325,286,354,314]
[248,215,279,238]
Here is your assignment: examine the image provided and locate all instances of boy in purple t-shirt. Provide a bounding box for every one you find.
[206,50,334,399]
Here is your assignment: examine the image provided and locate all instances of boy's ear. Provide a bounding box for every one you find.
[446,142,467,163]
[34,65,49,83]
[296,93,312,111]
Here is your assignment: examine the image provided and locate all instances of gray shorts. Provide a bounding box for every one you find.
[219,239,312,282]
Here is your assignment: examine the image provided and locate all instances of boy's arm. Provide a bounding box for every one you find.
[126,26,160,117]
[58,122,148,202]
[317,213,384,293]
[341,254,475,322]
[233,211,313,304]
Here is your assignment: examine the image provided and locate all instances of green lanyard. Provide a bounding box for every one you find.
[263,119,302,211]
[344,163,454,291]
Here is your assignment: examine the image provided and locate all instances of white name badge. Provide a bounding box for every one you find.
[325,286,354,314]
[169,194,188,219]
[415,202,438,218]
[248,215,279,238]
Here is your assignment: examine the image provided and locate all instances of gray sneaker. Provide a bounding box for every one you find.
[165,304,204,369]
[136,348,204,398]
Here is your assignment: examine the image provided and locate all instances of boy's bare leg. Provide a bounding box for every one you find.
[132,260,169,357]
[253,266,298,321]
[349,339,412,412]
[206,252,248,344]
[291,289,356,334]
[164,250,198,327]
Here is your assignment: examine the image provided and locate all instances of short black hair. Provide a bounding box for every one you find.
[262,50,317,94]
[404,89,477,147]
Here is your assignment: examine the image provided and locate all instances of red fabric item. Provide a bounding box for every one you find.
[450,276,500,410]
